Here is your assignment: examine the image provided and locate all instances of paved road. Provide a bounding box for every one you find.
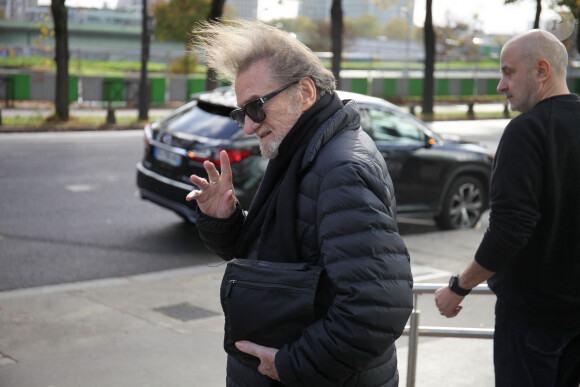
[0,130,218,291]
[429,118,508,152]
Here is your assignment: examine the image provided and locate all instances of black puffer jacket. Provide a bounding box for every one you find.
[196,100,413,386]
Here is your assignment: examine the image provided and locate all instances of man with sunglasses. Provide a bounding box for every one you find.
[187,19,412,387]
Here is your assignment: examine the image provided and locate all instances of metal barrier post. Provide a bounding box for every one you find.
[406,293,420,387]
[106,104,116,124]
[401,284,494,385]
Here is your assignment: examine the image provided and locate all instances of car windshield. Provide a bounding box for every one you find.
[159,100,241,139]
[359,107,443,144]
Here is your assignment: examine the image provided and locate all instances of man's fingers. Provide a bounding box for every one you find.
[202,160,220,184]
[201,152,232,185]
[235,341,280,381]
[442,306,463,318]
[185,190,199,201]
[235,340,259,357]
[190,174,210,187]
[218,150,233,181]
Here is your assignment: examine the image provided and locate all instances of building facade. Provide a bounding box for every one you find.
[299,0,414,25]
[227,0,258,19]
[1,0,38,21]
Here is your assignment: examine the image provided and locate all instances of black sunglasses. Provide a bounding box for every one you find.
[230,81,299,128]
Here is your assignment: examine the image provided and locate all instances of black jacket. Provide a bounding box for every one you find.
[196,100,413,386]
[475,94,580,330]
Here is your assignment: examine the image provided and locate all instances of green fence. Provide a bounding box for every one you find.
[1,74,30,101]
[69,76,78,102]
[187,77,205,99]
[4,72,580,105]
[103,77,124,102]
[149,78,165,106]
[102,76,165,106]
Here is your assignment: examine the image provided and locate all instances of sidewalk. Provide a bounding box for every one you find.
[0,226,495,387]
[0,105,173,133]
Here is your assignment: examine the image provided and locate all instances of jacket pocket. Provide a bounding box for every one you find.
[220,259,323,356]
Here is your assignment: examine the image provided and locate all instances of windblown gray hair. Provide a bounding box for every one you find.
[191,19,336,98]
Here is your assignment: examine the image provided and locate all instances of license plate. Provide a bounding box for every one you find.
[154,147,182,167]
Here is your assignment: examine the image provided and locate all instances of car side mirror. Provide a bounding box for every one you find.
[425,136,436,149]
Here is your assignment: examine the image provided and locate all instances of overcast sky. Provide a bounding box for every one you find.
[413,0,563,36]
[257,0,565,36]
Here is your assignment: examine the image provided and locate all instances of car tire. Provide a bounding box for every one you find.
[434,176,486,230]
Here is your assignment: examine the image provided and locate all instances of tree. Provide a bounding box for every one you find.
[331,0,343,88]
[33,12,54,66]
[138,0,151,121]
[556,0,580,55]
[268,15,332,52]
[153,0,210,41]
[384,16,408,40]
[371,0,403,10]
[505,0,542,28]
[152,0,211,73]
[208,0,226,20]
[422,0,435,117]
[350,13,383,38]
[51,0,69,121]
[269,16,316,37]
[205,0,226,90]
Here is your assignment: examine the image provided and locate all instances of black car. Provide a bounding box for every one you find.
[136,88,494,230]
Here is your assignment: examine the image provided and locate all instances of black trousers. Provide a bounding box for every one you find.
[494,321,580,387]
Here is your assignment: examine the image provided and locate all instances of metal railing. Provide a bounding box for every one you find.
[402,283,494,387]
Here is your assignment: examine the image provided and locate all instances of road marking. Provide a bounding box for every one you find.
[0,354,16,366]
[411,264,451,282]
[65,184,96,193]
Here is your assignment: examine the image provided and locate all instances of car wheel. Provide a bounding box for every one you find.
[435,176,486,230]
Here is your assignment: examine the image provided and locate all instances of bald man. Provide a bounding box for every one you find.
[435,29,580,386]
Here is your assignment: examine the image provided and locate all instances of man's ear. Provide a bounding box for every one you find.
[537,59,550,82]
[298,78,317,112]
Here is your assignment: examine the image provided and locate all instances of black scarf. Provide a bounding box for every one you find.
[234,92,344,262]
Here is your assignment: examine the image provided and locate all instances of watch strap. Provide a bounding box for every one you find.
[449,275,471,296]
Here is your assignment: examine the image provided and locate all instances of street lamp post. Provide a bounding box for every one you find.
[401,6,411,78]
[472,36,481,97]
[468,36,481,119]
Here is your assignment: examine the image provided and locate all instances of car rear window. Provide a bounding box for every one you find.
[160,100,241,139]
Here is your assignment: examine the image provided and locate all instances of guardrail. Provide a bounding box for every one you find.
[402,283,494,387]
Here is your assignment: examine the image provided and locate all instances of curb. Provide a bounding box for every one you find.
[0,123,144,133]
[0,262,224,300]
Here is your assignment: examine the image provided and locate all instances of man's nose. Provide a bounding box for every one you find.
[497,78,507,93]
[243,117,260,135]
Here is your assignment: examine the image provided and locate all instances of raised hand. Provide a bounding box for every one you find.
[186,150,237,219]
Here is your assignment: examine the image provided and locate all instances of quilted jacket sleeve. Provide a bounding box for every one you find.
[275,130,414,386]
[194,203,245,260]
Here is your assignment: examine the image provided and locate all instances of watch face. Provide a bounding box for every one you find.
[450,275,458,287]
[449,275,469,296]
